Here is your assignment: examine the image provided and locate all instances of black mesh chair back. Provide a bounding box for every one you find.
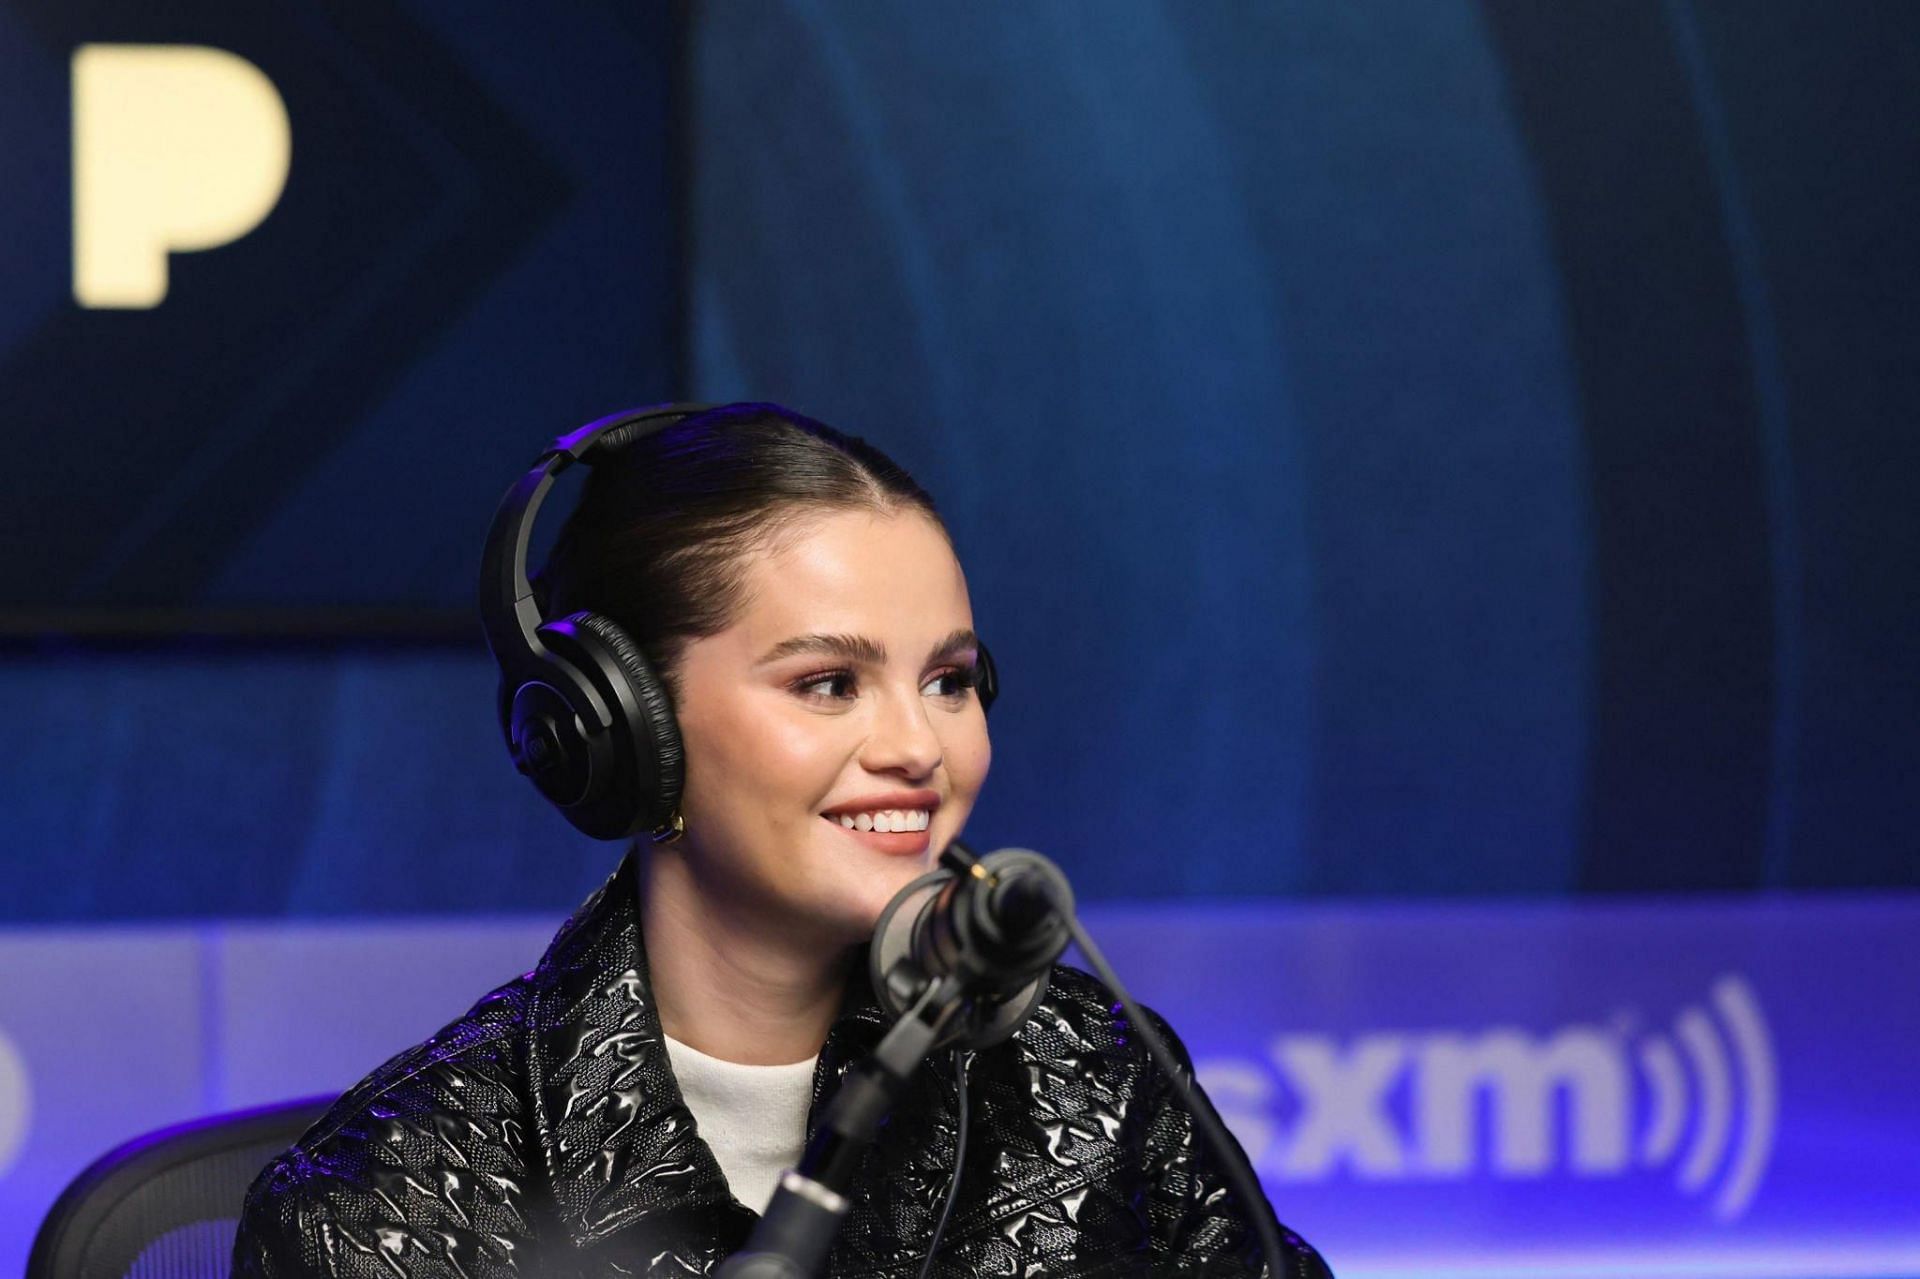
[27,1096,332,1279]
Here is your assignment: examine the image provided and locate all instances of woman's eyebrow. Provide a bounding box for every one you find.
[755,627,978,667]
[926,627,980,664]
[756,633,884,666]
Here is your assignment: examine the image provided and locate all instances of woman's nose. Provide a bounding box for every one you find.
[861,686,944,778]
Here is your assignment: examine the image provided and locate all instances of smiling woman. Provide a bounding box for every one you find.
[230,403,1330,1278]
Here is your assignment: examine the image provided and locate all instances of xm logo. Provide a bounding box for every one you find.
[71,44,292,308]
[0,1024,28,1178]
[1200,975,1776,1219]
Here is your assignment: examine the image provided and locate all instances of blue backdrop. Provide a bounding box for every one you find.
[2,0,1916,910]
[682,0,1919,900]
[4,5,1919,1277]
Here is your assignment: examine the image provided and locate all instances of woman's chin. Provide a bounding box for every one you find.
[836,867,923,941]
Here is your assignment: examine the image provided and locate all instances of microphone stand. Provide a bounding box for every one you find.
[720,840,1297,1279]
[721,842,1070,1278]
[716,966,969,1279]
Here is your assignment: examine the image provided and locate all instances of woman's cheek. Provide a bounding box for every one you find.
[760,712,852,779]
[711,695,814,770]
[953,720,991,794]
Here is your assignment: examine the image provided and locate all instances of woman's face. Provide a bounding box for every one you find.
[668,506,992,948]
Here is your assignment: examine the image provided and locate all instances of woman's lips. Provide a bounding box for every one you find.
[820,814,930,857]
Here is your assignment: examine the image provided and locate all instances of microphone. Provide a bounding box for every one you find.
[739,841,1296,1279]
[868,843,1075,1050]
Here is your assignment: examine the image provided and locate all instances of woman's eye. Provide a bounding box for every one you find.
[792,668,975,702]
[794,671,857,700]
[924,666,978,699]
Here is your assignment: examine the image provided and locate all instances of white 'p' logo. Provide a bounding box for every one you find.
[71,44,291,309]
[0,1026,29,1177]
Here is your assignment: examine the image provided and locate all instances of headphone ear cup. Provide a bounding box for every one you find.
[504,610,681,840]
[499,655,608,824]
[563,611,685,831]
[974,639,999,715]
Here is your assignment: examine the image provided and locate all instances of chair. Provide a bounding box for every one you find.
[26,1096,333,1279]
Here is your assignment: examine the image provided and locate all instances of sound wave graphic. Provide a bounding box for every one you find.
[1633,975,1776,1219]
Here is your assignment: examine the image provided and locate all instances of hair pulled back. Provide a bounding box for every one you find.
[534,402,946,703]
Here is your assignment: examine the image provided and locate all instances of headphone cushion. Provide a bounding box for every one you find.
[569,611,685,823]
[974,639,999,714]
[593,405,709,455]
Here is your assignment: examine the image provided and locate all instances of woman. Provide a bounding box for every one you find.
[233,403,1330,1278]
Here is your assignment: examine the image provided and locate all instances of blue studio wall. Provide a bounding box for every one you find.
[682,0,1919,899]
[1,0,679,917]
[4,0,1918,918]
[4,4,1920,1277]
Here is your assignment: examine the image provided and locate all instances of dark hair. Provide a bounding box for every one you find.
[533,402,948,703]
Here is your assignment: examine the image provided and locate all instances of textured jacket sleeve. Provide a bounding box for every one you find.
[230,992,543,1279]
[1136,1006,1332,1279]
[231,1156,317,1279]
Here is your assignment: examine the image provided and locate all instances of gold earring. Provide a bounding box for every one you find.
[651,810,686,844]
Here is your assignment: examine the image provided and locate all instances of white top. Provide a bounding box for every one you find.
[663,1032,819,1214]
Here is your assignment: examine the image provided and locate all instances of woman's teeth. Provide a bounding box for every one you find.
[834,809,931,833]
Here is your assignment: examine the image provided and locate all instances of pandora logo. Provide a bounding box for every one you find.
[71,44,292,309]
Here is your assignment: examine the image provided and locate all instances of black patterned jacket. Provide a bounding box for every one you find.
[232,852,1331,1278]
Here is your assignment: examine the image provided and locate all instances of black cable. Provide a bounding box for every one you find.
[1063,913,1286,1278]
[914,1044,969,1279]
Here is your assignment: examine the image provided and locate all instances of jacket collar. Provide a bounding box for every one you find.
[525,847,890,1247]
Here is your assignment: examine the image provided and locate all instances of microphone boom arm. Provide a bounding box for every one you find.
[717,968,971,1278]
[722,841,1294,1279]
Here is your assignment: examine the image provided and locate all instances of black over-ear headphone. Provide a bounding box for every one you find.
[479,403,1000,842]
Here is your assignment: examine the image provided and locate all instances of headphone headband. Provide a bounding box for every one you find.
[479,403,713,684]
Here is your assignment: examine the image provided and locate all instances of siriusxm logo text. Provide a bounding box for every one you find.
[1199,974,1775,1219]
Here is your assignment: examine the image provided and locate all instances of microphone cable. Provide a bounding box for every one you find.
[914,1044,969,1279]
[892,845,1286,1277]
[1063,912,1288,1278]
